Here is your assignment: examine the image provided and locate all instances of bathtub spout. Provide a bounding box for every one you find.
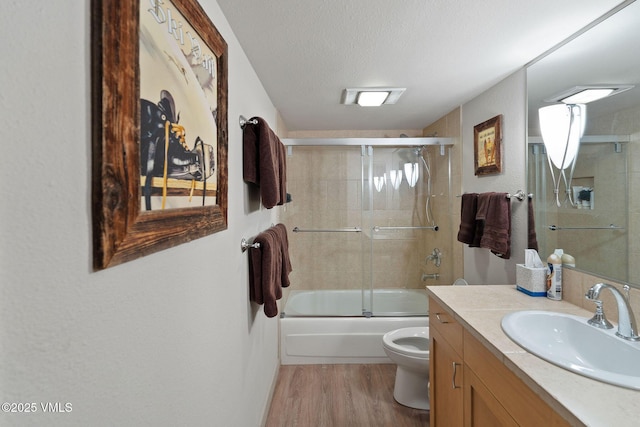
[421,273,439,281]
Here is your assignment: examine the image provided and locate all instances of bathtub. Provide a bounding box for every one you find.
[280,289,429,365]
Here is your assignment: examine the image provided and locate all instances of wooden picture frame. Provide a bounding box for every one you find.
[91,0,228,270]
[473,115,502,176]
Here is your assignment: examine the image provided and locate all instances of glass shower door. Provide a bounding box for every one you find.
[363,145,451,317]
[283,145,368,316]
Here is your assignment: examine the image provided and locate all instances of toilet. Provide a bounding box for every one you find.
[382,326,430,410]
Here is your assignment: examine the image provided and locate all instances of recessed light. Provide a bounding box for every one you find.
[356,91,389,107]
[544,85,634,104]
[342,87,406,106]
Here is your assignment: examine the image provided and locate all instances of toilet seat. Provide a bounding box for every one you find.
[383,327,429,358]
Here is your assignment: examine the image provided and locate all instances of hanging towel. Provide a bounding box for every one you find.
[279,142,287,207]
[528,196,539,251]
[242,117,287,209]
[248,224,292,318]
[457,193,479,245]
[249,230,282,317]
[479,192,511,259]
[473,192,496,247]
[272,223,292,287]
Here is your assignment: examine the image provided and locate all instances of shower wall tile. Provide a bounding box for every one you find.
[424,107,462,284]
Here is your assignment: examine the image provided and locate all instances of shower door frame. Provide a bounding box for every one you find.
[363,144,449,317]
[282,137,453,318]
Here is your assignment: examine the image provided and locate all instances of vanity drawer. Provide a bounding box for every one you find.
[429,297,463,356]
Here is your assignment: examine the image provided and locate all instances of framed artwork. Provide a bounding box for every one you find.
[91,0,228,270]
[473,114,502,176]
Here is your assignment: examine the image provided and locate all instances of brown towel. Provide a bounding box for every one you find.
[249,230,282,317]
[475,192,495,220]
[473,192,496,246]
[479,192,511,259]
[528,197,539,251]
[273,223,292,287]
[457,193,479,245]
[279,143,287,208]
[242,117,286,209]
[248,224,293,318]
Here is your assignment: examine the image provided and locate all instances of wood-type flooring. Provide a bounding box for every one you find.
[265,364,429,427]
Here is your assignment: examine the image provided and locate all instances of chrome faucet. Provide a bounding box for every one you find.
[425,248,442,267]
[585,283,640,341]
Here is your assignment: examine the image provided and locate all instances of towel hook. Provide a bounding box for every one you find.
[239,115,258,129]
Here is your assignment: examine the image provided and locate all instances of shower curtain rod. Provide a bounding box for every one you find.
[281,137,454,147]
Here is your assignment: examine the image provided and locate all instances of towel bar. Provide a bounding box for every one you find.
[373,225,439,231]
[508,190,528,201]
[548,224,624,231]
[241,237,260,252]
[239,115,258,129]
[455,190,533,201]
[292,226,362,233]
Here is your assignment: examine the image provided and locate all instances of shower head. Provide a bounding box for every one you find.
[394,146,422,163]
[414,145,428,156]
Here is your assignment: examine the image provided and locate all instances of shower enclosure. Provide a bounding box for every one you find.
[279,137,453,318]
[528,137,629,283]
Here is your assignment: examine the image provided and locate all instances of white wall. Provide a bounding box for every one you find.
[461,70,528,284]
[0,1,281,426]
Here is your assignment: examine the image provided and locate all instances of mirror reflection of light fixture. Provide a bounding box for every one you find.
[374,173,386,192]
[544,85,634,104]
[389,170,403,189]
[404,163,419,187]
[539,103,586,207]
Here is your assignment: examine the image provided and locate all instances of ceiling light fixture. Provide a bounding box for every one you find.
[544,85,634,104]
[357,91,389,107]
[342,87,406,106]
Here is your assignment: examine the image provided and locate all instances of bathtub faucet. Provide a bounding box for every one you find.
[425,248,442,267]
[421,273,439,281]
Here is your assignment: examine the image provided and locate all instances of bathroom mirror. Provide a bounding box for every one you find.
[527,0,640,287]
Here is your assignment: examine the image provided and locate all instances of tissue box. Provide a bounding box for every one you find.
[516,264,547,297]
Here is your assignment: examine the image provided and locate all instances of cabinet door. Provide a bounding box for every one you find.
[430,327,463,427]
[464,366,518,427]
[463,330,571,427]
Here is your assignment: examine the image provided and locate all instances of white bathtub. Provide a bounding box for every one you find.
[280,289,429,365]
[283,288,429,317]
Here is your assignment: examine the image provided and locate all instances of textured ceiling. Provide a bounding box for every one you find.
[217,0,625,131]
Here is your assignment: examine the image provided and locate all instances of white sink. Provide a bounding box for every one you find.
[501,310,640,390]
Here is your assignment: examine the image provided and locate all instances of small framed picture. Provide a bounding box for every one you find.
[473,115,502,176]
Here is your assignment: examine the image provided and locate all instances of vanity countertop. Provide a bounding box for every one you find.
[426,284,640,427]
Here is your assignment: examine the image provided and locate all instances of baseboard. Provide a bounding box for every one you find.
[259,362,280,427]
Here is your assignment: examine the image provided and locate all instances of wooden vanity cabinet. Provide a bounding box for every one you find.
[429,298,464,427]
[463,329,569,427]
[429,297,571,427]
